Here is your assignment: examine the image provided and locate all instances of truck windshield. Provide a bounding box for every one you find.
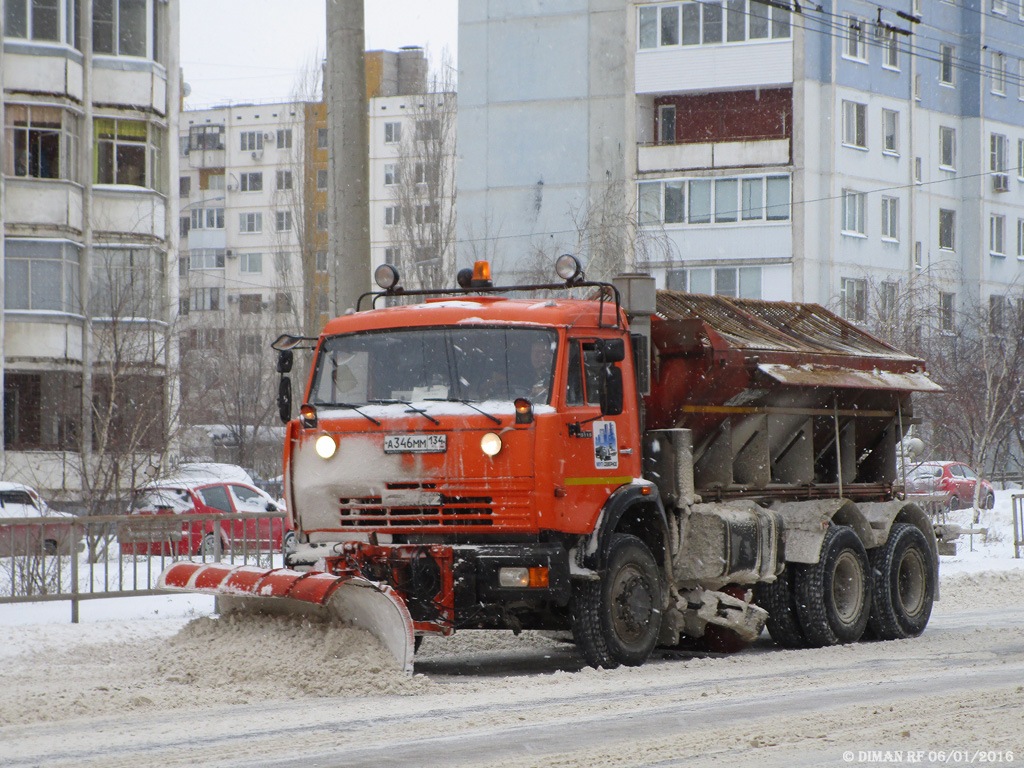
[309,326,558,406]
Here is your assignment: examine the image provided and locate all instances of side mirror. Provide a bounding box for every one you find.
[277,377,292,423]
[600,365,624,416]
[597,338,625,363]
[277,349,294,373]
[266,501,278,512]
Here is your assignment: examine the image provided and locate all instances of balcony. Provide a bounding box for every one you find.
[638,138,790,173]
[636,40,793,94]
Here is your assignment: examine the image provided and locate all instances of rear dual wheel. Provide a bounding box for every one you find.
[572,534,663,669]
[867,523,935,640]
[762,525,872,648]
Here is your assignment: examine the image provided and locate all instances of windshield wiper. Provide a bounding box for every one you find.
[424,398,501,425]
[367,399,441,426]
[319,402,381,426]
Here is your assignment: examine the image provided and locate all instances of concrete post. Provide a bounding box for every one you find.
[325,0,371,314]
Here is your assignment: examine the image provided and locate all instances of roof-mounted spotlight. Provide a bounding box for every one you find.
[456,267,474,289]
[555,254,584,285]
[374,264,401,292]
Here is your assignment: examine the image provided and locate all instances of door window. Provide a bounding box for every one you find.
[197,484,233,513]
[565,340,604,407]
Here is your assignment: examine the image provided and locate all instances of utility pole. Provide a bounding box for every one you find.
[326,0,371,314]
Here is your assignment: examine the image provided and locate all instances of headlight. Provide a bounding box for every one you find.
[314,434,337,459]
[480,432,502,456]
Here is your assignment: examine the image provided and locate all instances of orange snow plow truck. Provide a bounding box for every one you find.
[161,256,950,675]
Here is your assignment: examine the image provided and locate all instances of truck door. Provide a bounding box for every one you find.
[556,337,635,532]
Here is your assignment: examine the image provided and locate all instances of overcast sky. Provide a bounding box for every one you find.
[180,0,458,108]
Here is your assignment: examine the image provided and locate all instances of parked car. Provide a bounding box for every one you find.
[0,482,80,556]
[904,461,995,510]
[118,477,294,557]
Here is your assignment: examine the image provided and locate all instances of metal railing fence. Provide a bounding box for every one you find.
[0,511,289,621]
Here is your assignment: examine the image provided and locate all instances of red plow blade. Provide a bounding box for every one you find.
[159,562,415,675]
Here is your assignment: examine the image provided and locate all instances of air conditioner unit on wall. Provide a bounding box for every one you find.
[225,249,236,258]
[251,150,263,160]
[228,294,239,304]
[993,173,1009,192]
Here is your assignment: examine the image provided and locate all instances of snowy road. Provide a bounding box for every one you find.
[2,570,1022,768]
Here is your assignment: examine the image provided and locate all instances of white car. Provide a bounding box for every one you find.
[0,481,79,555]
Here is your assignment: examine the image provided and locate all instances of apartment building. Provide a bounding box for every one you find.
[2,0,180,498]
[457,0,1024,324]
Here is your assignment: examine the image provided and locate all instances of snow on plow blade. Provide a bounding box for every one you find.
[158,562,415,675]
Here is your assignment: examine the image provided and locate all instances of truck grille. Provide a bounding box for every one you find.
[338,482,495,527]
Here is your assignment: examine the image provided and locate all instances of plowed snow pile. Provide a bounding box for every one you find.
[0,613,426,726]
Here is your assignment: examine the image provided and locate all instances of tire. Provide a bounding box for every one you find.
[948,495,959,511]
[983,492,995,510]
[755,569,807,649]
[571,533,663,669]
[793,525,871,647]
[867,523,935,640]
[42,539,59,556]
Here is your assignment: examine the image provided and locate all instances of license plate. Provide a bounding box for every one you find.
[384,434,447,454]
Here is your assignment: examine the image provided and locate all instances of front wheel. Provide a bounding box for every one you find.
[983,492,995,510]
[571,534,663,669]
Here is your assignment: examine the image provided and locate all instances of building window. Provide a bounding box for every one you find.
[3,239,81,313]
[657,104,676,144]
[939,292,955,332]
[638,1,788,48]
[90,247,161,318]
[190,287,221,312]
[714,179,738,223]
[915,157,922,183]
[990,214,1005,255]
[991,52,1006,95]
[276,169,293,190]
[939,126,956,169]
[94,118,161,189]
[188,249,225,270]
[414,204,438,224]
[316,168,328,190]
[841,190,866,235]
[93,0,152,58]
[239,212,262,233]
[384,246,401,265]
[990,133,1007,172]
[4,0,62,42]
[179,216,190,238]
[914,241,923,269]
[1017,219,1024,258]
[190,208,224,230]
[317,127,328,149]
[275,292,294,314]
[989,295,1008,335]
[240,131,264,152]
[842,101,867,148]
[179,176,191,197]
[276,129,292,149]
[276,210,292,232]
[315,250,328,273]
[188,124,225,151]
[1019,140,1024,180]
[239,171,262,192]
[882,109,898,155]
[883,28,899,69]
[4,105,80,181]
[415,119,441,142]
[666,266,762,298]
[639,175,789,226]
[881,196,899,241]
[239,253,262,274]
[384,163,399,186]
[841,278,867,322]
[939,208,956,250]
[845,16,867,61]
[992,0,1006,13]
[239,294,262,314]
[316,209,328,231]
[384,121,401,144]
[240,334,262,356]
[881,282,898,324]
[939,45,955,85]
[384,206,400,226]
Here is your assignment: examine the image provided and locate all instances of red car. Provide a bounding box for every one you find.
[119,479,294,556]
[0,481,81,556]
[904,461,995,510]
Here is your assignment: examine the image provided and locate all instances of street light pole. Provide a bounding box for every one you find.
[326,0,371,315]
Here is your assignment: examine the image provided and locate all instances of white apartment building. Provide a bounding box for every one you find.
[2,0,180,499]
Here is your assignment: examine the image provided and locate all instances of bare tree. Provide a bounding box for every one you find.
[387,55,458,290]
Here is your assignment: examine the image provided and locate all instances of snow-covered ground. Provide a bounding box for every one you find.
[2,492,1022,767]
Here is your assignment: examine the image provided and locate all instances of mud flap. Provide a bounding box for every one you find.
[158,562,416,675]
